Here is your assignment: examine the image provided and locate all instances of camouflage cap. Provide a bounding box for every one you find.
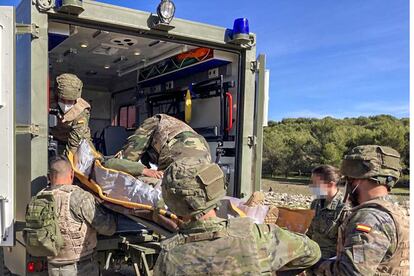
[162,158,226,218]
[56,73,83,100]
[341,145,401,188]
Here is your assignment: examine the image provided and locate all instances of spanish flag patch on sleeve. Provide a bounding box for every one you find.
[356,224,372,233]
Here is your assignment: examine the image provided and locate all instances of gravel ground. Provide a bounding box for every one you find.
[261,178,410,215]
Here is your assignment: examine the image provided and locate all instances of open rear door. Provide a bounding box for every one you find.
[0,6,15,247]
[253,54,268,191]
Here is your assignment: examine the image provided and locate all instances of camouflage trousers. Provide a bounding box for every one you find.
[48,255,99,276]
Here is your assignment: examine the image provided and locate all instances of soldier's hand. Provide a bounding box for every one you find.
[143,168,164,179]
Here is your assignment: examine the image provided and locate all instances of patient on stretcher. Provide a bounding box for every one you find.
[73,140,314,233]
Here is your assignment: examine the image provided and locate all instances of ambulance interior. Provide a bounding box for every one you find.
[48,22,241,196]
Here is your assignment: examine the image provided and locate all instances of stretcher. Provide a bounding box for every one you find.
[69,140,315,236]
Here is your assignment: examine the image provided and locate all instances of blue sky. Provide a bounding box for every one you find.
[3,0,409,121]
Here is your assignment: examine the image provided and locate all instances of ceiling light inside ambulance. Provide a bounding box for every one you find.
[104,65,110,69]
[157,0,175,24]
[80,42,88,48]
[134,51,141,56]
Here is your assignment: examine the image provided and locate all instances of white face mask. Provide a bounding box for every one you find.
[309,187,328,199]
[58,102,74,113]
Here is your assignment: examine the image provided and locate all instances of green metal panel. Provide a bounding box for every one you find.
[253,54,266,192]
[29,0,49,199]
[5,0,49,274]
[236,47,257,199]
[46,0,241,50]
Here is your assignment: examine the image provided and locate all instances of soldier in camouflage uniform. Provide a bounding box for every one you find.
[307,165,349,259]
[153,157,321,275]
[50,73,94,155]
[46,156,117,276]
[313,145,409,276]
[105,114,211,178]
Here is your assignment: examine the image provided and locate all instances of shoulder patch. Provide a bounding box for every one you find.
[355,223,372,233]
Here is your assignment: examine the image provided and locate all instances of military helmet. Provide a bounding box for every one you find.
[162,158,226,218]
[340,145,401,188]
[56,73,83,100]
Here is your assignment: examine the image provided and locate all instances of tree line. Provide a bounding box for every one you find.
[262,115,409,179]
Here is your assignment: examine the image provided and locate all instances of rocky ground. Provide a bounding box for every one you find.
[264,192,313,208]
[262,178,410,216]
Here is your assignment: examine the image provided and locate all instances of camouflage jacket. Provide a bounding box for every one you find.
[307,191,348,258]
[49,184,116,236]
[153,217,321,275]
[314,196,409,276]
[105,114,211,175]
[50,98,92,154]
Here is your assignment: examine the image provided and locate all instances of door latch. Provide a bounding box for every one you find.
[250,61,259,72]
[247,135,257,147]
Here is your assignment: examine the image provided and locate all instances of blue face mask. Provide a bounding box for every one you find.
[309,187,328,199]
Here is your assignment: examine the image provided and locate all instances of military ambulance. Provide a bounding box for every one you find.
[0,0,269,274]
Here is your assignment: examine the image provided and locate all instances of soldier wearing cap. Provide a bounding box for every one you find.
[50,73,93,155]
[313,145,409,275]
[153,157,321,275]
[104,114,211,179]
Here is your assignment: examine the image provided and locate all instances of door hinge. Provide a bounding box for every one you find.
[250,61,259,72]
[247,135,257,147]
[16,124,40,137]
[16,23,39,39]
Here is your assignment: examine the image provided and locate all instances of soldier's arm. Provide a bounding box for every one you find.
[70,188,117,236]
[66,109,92,154]
[104,158,147,176]
[122,115,160,161]
[255,224,321,272]
[315,209,393,276]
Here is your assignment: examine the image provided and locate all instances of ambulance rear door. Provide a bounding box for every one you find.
[0,6,16,247]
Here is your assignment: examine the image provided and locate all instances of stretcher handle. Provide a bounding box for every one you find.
[225,92,233,131]
[159,209,177,220]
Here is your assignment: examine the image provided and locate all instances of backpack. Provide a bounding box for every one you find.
[23,190,64,256]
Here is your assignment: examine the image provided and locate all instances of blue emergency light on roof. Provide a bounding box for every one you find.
[230,18,251,44]
[233,18,249,36]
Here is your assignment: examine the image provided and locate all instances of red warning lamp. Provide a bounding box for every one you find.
[27,261,35,273]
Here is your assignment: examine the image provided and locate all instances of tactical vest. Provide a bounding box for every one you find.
[159,217,272,275]
[152,114,194,154]
[309,194,348,258]
[51,98,90,143]
[48,185,97,264]
[337,199,409,276]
